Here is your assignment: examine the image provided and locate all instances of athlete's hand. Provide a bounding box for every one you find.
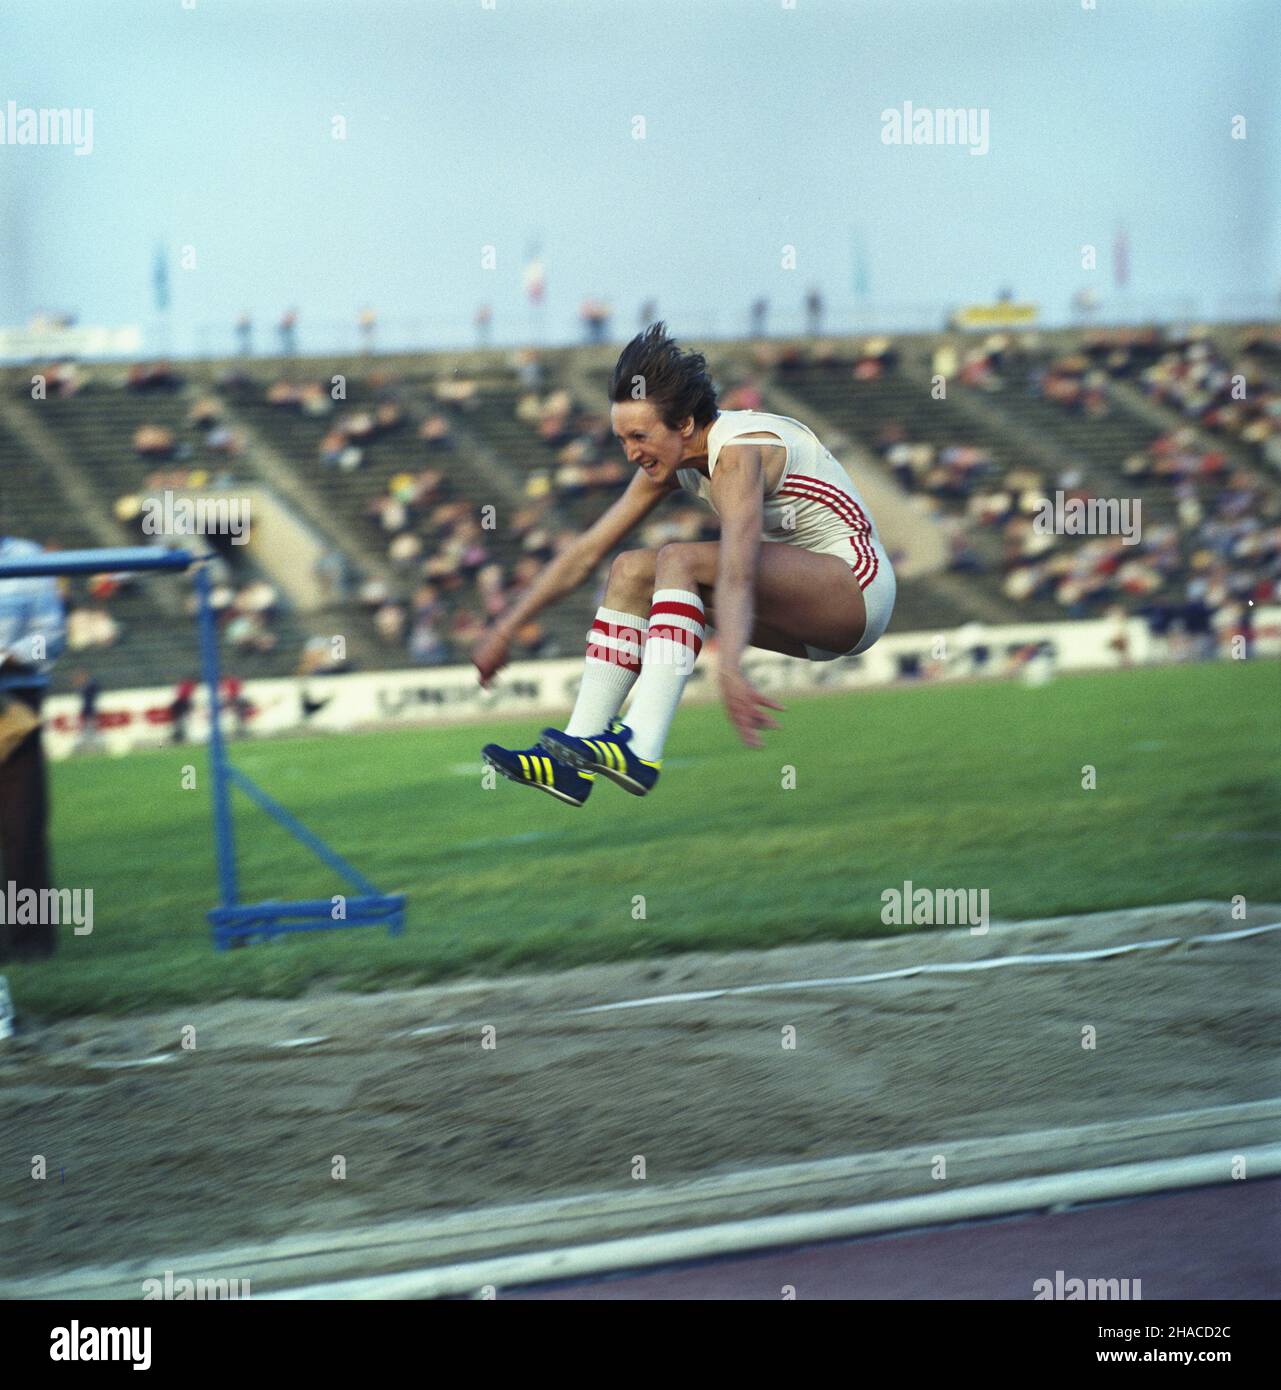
[472,627,512,688]
[718,667,784,748]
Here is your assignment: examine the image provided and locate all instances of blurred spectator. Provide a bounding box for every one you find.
[66,607,120,650]
[0,536,67,963]
[388,532,423,565]
[221,674,251,737]
[579,298,611,344]
[278,309,298,356]
[436,377,478,409]
[418,414,452,449]
[409,583,449,664]
[373,601,406,644]
[188,396,221,430]
[71,669,103,753]
[170,676,197,744]
[722,380,763,411]
[38,362,82,398]
[513,619,548,657]
[1104,605,1132,667]
[225,607,276,654]
[126,362,183,392]
[358,578,391,609]
[314,550,348,601]
[513,350,543,391]
[205,422,241,456]
[297,636,347,676]
[359,306,377,353]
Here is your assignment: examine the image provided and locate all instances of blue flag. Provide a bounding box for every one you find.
[851,229,870,299]
[153,244,169,312]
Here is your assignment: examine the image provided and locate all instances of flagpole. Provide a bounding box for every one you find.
[152,242,172,359]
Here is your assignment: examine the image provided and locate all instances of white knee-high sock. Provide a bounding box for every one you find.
[626,589,706,760]
[564,607,648,736]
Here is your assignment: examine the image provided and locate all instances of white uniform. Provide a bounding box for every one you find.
[675,409,896,658]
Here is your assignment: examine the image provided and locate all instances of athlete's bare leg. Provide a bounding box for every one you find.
[601,548,661,615]
[604,542,867,656]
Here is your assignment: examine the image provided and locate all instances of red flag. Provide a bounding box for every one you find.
[523,257,545,306]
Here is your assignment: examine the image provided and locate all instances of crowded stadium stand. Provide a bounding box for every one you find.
[3,323,1277,696]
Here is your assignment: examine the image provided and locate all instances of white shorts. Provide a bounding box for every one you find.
[802,537,897,661]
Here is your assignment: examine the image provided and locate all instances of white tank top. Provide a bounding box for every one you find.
[675,409,884,580]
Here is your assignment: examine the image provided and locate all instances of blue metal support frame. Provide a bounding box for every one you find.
[194,561,240,915]
[1,545,405,950]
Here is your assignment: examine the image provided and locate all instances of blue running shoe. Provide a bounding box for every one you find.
[481,743,594,807]
[538,721,660,797]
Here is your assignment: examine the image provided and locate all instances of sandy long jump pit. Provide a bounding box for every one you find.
[1,900,1278,1296]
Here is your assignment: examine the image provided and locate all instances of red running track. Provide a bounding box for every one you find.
[508,1179,1281,1300]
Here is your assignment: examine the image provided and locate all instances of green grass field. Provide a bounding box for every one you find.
[10,659,1281,1019]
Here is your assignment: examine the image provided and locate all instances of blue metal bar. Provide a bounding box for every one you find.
[0,546,200,579]
[195,562,239,911]
[209,895,405,920]
[0,542,410,947]
[209,895,405,949]
[224,765,382,897]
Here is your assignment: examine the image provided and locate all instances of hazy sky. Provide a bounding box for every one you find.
[2,0,1277,354]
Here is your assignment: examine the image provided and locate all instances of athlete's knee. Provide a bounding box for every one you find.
[655,541,712,584]
[607,549,657,598]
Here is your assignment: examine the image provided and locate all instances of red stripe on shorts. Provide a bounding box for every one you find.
[777,479,879,588]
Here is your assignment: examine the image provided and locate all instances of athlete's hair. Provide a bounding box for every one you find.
[609,322,718,430]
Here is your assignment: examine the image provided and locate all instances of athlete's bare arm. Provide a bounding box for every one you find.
[707,445,767,672]
[472,468,676,686]
[708,444,786,747]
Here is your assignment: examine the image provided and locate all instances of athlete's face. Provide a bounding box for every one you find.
[610,399,691,484]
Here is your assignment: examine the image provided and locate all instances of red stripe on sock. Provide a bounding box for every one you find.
[587,642,642,670]
[648,600,705,624]
[590,618,643,645]
[587,618,644,664]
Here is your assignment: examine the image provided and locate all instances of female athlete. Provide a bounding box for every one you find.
[473,323,896,804]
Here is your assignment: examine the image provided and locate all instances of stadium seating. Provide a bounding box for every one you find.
[3,324,1275,693]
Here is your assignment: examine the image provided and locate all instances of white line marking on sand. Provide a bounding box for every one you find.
[75,914,1281,1065]
[566,923,1281,1016]
[87,1055,176,1070]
